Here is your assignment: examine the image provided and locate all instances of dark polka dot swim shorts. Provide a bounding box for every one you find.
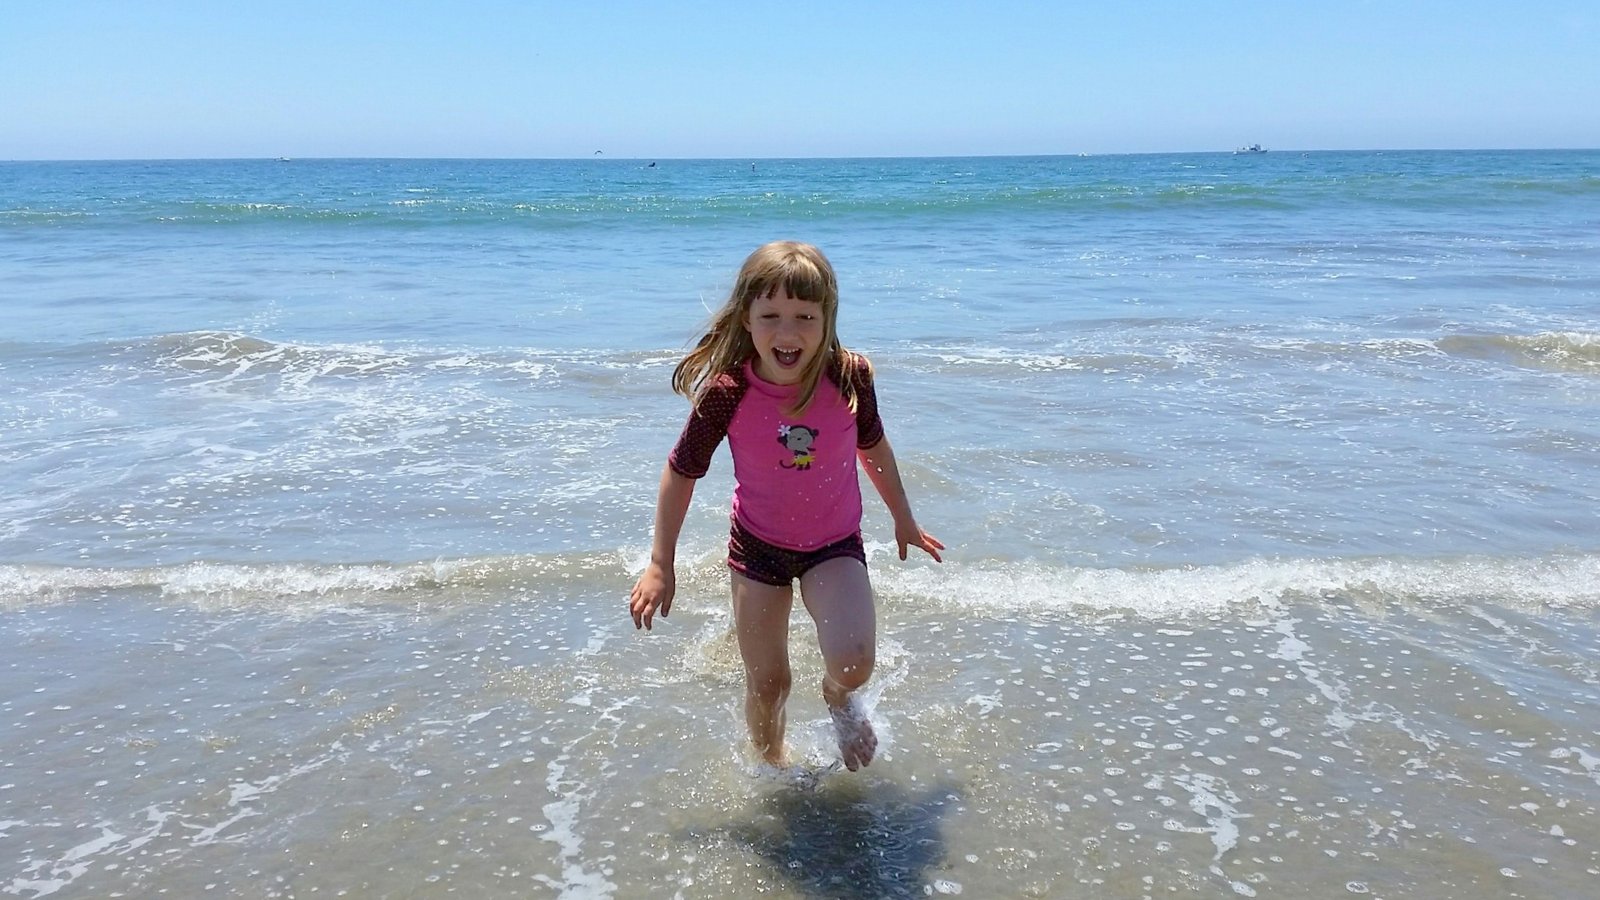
[727,516,866,587]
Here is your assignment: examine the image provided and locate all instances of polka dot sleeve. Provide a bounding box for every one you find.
[667,373,745,479]
[851,354,885,450]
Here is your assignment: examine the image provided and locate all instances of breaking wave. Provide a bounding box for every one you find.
[7,550,1597,617]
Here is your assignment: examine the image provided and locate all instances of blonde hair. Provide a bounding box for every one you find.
[673,241,866,415]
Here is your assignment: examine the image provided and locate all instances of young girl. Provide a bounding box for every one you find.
[628,240,944,772]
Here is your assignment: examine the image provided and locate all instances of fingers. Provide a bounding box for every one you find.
[899,530,944,563]
[630,581,673,631]
[629,586,654,631]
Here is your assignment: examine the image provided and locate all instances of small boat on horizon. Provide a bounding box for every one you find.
[1233,144,1268,154]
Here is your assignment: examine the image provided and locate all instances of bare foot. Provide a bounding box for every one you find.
[829,698,877,771]
[760,744,791,768]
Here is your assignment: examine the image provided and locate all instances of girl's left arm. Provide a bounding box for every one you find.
[858,435,944,562]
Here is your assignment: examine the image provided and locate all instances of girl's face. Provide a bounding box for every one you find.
[743,288,826,385]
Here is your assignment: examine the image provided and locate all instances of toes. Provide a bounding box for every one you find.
[857,734,876,769]
[830,700,878,770]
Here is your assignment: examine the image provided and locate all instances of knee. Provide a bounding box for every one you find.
[830,647,875,692]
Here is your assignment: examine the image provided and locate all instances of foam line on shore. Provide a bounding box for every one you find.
[6,551,1596,617]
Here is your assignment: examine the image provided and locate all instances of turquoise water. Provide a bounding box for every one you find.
[3,152,1600,897]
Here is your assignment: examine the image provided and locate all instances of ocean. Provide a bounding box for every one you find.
[2,151,1598,898]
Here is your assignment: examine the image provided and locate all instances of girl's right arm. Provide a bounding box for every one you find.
[629,463,696,630]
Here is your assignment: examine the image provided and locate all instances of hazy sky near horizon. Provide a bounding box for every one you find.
[3,0,1596,160]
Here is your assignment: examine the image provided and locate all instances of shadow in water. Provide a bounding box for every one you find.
[714,776,964,899]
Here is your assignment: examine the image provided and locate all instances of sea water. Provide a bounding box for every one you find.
[2,151,1599,897]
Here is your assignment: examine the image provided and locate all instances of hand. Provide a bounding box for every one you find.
[629,562,675,630]
[895,521,945,562]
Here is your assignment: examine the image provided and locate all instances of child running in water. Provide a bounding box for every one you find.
[629,241,944,771]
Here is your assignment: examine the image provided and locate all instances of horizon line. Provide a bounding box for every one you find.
[4,147,1599,164]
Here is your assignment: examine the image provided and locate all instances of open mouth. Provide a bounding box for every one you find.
[774,348,803,367]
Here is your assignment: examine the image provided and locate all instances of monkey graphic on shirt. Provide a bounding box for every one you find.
[777,424,819,470]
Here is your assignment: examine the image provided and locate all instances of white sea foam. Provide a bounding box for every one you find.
[911,344,1177,375]
[1549,746,1600,786]
[3,745,346,897]
[6,551,1598,617]
[148,331,575,391]
[1164,772,1255,894]
[534,755,616,899]
[0,558,467,611]
[877,552,1600,617]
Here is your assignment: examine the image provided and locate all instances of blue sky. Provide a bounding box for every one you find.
[3,0,1596,159]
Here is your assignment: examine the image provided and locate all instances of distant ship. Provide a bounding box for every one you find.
[1233,144,1268,154]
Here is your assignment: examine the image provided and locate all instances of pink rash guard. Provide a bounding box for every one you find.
[668,353,885,551]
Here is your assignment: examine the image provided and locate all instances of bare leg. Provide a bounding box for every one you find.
[731,571,794,765]
[799,556,878,770]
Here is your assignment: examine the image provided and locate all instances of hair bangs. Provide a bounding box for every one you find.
[740,248,836,308]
